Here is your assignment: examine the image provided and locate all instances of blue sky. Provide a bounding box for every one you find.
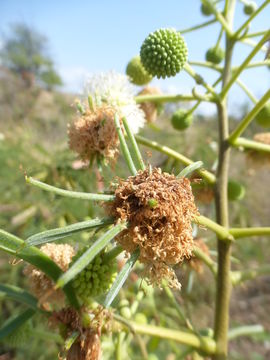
[1,0,269,115]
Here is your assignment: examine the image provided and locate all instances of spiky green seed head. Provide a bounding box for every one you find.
[228,180,246,201]
[244,1,258,15]
[5,321,32,348]
[72,249,117,304]
[171,109,193,131]
[140,28,188,79]
[255,103,270,128]
[126,56,152,85]
[201,2,214,16]
[206,47,225,64]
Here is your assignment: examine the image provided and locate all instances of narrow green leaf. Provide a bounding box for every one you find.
[25,176,115,201]
[103,248,140,308]
[26,217,114,246]
[114,114,137,175]
[0,309,35,341]
[0,229,79,309]
[57,222,127,288]
[122,117,145,171]
[177,161,204,178]
[0,284,38,310]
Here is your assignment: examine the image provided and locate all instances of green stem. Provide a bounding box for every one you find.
[122,117,145,171]
[195,215,233,242]
[114,114,137,175]
[135,93,195,104]
[229,227,270,239]
[193,247,217,276]
[184,63,218,97]
[26,176,115,201]
[127,321,217,354]
[228,89,270,143]
[189,61,222,72]
[202,0,233,37]
[234,1,270,38]
[179,19,217,34]
[135,135,216,184]
[236,79,257,104]
[103,245,123,263]
[228,325,264,340]
[231,265,270,285]
[240,38,268,53]
[245,60,270,69]
[244,30,269,39]
[221,31,270,99]
[232,137,270,153]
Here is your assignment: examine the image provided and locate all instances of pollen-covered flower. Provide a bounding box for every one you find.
[137,87,162,123]
[72,250,117,303]
[107,167,199,288]
[24,243,75,308]
[84,71,145,134]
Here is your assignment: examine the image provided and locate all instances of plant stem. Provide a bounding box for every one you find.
[236,79,257,104]
[184,63,218,97]
[228,89,270,143]
[213,1,236,358]
[220,31,270,99]
[135,135,216,184]
[195,215,233,242]
[135,93,195,103]
[228,325,264,340]
[193,247,217,276]
[25,176,115,201]
[231,265,270,285]
[232,137,270,153]
[243,30,269,39]
[179,19,217,34]
[229,227,270,239]
[240,38,268,53]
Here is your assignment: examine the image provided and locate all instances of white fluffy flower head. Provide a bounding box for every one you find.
[84,71,145,134]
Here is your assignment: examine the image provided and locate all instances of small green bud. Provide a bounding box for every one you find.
[171,109,193,131]
[243,1,258,15]
[206,47,225,64]
[255,103,270,128]
[148,198,158,208]
[134,313,148,324]
[118,299,129,308]
[140,28,188,79]
[126,56,153,85]
[120,307,132,319]
[228,180,246,201]
[200,1,214,16]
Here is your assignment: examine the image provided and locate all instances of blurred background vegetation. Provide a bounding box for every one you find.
[0,23,270,360]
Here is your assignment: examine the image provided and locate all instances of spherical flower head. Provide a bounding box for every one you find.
[244,1,258,15]
[72,250,117,303]
[126,56,152,85]
[24,244,75,308]
[171,109,193,130]
[84,71,145,134]
[137,86,162,123]
[108,167,199,288]
[140,28,188,79]
[255,103,270,128]
[228,180,246,201]
[206,47,225,64]
[68,105,119,163]
[200,1,214,16]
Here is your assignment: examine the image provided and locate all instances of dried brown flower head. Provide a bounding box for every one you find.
[246,132,270,169]
[68,105,119,163]
[67,329,101,360]
[138,87,162,123]
[188,238,210,274]
[108,167,199,288]
[24,244,75,308]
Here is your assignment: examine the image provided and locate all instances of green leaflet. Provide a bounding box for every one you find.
[177,161,204,178]
[0,284,38,310]
[25,217,114,246]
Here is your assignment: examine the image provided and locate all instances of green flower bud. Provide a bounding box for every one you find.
[255,103,270,128]
[126,56,153,85]
[120,307,132,319]
[5,321,32,348]
[140,28,188,79]
[171,109,193,131]
[134,313,148,324]
[72,249,117,304]
[118,299,129,308]
[206,47,225,64]
[228,180,246,201]
[244,1,258,15]
[148,198,158,208]
[200,2,214,16]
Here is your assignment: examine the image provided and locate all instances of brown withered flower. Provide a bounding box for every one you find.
[138,87,162,123]
[68,105,119,163]
[246,132,270,169]
[24,244,75,308]
[108,167,199,288]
